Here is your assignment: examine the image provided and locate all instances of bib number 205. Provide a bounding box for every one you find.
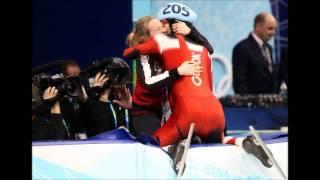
[163,4,190,17]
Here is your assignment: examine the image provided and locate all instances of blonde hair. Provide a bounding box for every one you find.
[126,32,134,47]
[131,16,155,46]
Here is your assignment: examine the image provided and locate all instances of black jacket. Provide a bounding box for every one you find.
[32,114,66,140]
[187,25,213,55]
[33,96,96,139]
[232,33,277,94]
[83,98,132,137]
[59,97,89,138]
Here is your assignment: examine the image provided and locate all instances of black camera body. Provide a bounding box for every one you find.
[32,73,82,100]
[82,57,131,100]
[32,57,131,108]
[84,57,131,88]
[32,60,82,106]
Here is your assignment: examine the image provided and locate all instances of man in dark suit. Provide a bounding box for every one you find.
[232,12,278,94]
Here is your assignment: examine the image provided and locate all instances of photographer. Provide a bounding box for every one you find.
[32,58,132,139]
[32,86,67,140]
[32,60,90,140]
[58,60,90,139]
[83,72,132,137]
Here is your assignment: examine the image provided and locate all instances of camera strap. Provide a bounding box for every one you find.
[107,101,118,128]
[107,101,130,129]
[125,109,129,129]
[62,118,71,139]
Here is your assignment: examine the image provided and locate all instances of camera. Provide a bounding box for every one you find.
[83,57,131,90]
[32,57,131,106]
[32,73,82,100]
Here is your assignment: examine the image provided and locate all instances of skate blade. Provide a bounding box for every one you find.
[249,125,287,179]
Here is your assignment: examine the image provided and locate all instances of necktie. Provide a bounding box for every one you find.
[262,43,273,73]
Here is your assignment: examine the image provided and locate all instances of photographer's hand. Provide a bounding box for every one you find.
[43,86,58,100]
[43,86,60,114]
[99,89,111,103]
[112,85,132,109]
[93,72,109,87]
[78,86,88,103]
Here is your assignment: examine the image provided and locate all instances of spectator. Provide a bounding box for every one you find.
[232,12,278,94]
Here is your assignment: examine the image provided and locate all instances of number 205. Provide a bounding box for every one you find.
[163,4,190,17]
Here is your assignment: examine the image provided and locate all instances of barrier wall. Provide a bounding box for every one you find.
[33,130,288,179]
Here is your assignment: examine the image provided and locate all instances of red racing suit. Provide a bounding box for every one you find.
[124,34,225,146]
